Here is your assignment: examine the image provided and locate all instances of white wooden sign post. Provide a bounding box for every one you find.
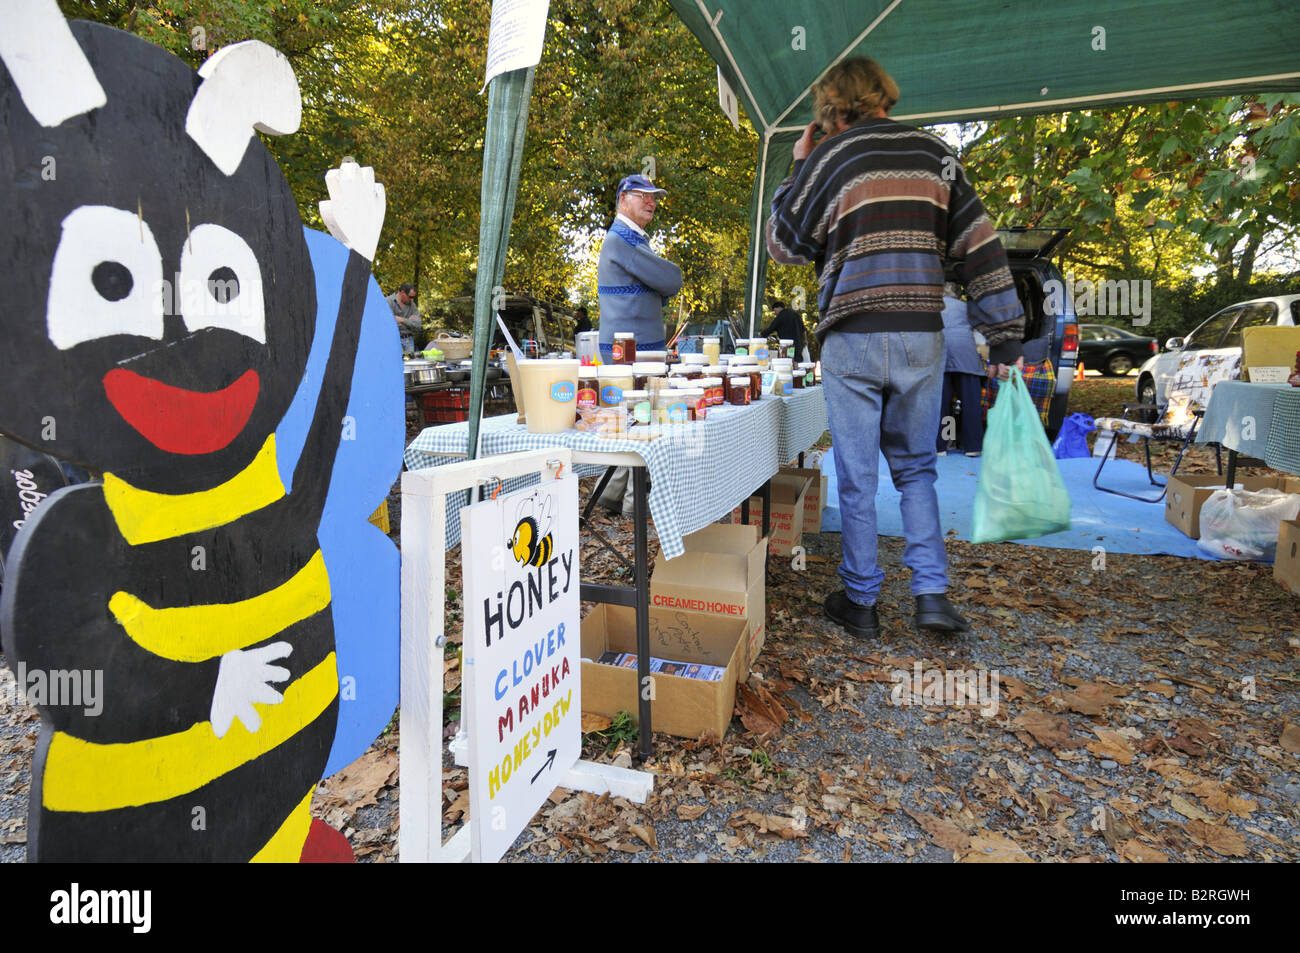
[460,477,581,863]
[399,449,652,863]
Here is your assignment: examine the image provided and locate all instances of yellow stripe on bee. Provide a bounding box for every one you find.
[42,653,338,813]
[108,550,331,662]
[251,789,315,863]
[102,435,286,545]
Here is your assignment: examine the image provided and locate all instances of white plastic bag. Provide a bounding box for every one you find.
[1196,487,1300,562]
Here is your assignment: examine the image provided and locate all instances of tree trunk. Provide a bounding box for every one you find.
[413,231,422,295]
[1235,233,1261,285]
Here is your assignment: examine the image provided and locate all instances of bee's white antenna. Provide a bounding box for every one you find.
[185,40,301,176]
[0,0,106,126]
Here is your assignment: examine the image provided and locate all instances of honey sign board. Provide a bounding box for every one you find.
[460,477,582,863]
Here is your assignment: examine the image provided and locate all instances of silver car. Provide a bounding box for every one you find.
[1135,294,1300,406]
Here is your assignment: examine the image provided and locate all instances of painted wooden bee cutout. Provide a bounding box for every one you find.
[0,2,401,861]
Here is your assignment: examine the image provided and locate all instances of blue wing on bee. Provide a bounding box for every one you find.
[276,226,402,776]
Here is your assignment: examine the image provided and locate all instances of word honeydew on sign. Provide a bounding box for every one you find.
[461,477,581,863]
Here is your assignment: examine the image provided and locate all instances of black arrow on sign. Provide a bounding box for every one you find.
[531,749,557,784]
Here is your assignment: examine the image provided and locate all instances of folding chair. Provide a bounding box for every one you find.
[1092,349,1241,502]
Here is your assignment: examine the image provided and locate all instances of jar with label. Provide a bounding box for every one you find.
[776,373,794,396]
[732,341,749,359]
[623,389,652,426]
[778,338,795,360]
[792,367,806,389]
[749,339,770,368]
[577,368,600,410]
[799,362,818,386]
[669,364,703,381]
[771,357,794,375]
[761,368,777,395]
[702,336,721,364]
[698,376,724,406]
[598,364,634,406]
[676,386,708,420]
[611,332,636,364]
[727,375,751,405]
[733,364,762,401]
[632,361,667,391]
[656,390,692,424]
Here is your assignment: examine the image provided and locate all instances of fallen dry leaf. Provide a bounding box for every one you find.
[1190,781,1257,818]
[1058,680,1129,715]
[1120,839,1168,863]
[1014,711,1076,749]
[1184,819,1249,858]
[958,831,1032,863]
[905,810,971,851]
[676,804,708,821]
[581,712,613,733]
[628,824,658,849]
[736,682,788,738]
[1086,728,1136,765]
[1169,793,1216,824]
[1280,722,1300,754]
[318,749,398,811]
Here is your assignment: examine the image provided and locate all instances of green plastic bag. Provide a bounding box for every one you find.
[971,367,1071,542]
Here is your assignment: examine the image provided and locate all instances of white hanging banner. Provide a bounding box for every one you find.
[717,66,739,131]
[482,0,551,91]
[460,474,581,863]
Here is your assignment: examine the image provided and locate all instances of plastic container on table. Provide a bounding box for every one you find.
[702,336,721,364]
[517,358,579,433]
[598,364,634,406]
[727,375,751,406]
[612,332,636,364]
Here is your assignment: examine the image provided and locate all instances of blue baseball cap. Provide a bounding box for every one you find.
[617,174,667,197]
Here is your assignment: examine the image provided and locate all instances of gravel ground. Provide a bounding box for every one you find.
[2,382,1296,862]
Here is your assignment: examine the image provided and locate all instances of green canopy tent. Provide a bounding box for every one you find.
[667,0,1300,334]
[465,0,1300,446]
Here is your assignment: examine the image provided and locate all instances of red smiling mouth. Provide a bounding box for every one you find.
[102,368,260,455]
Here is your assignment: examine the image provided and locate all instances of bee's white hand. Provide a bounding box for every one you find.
[210,642,292,738]
[319,160,386,262]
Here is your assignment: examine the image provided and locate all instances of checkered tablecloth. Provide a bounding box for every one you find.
[775,386,829,465]
[405,399,790,558]
[1196,381,1289,458]
[1265,387,1300,475]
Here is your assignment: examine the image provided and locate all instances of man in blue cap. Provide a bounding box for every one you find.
[596,174,682,361]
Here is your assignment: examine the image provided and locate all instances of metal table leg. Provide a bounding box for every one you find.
[632,466,653,762]
[1225,449,1238,488]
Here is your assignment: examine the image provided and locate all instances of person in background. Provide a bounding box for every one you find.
[596,174,682,361]
[936,282,986,457]
[762,295,806,360]
[574,306,593,334]
[387,283,421,355]
[765,56,1024,640]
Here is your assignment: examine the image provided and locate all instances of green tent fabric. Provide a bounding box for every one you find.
[669,0,1300,328]
[468,66,536,460]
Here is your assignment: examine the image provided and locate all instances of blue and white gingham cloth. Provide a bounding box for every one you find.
[774,386,829,466]
[1266,387,1300,476]
[403,390,826,559]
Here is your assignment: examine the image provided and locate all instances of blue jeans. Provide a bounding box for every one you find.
[821,329,949,605]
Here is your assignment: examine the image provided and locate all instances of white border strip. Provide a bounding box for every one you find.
[694,0,769,131]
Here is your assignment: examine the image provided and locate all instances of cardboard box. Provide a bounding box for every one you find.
[651,522,767,672]
[1165,474,1300,538]
[1274,520,1300,596]
[780,464,827,534]
[1242,326,1300,381]
[728,473,811,557]
[580,604,746,740]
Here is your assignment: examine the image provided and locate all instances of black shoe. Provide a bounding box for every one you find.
[914,593,971,634]
[824,590,880,639]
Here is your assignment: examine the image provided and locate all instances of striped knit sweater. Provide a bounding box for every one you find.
[766,117,1025,363]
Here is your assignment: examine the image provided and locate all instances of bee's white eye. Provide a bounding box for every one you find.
[178,224,266,343]
[46,205,165,349]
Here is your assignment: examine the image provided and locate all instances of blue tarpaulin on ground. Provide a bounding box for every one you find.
[819,447,1210,559]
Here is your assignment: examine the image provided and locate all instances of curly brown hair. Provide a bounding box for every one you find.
[811,57,899,131]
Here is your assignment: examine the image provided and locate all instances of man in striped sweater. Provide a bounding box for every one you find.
[766,57,1024,640]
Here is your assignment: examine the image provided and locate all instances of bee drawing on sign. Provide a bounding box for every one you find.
[509,492,555,568]
[0,2,402,861]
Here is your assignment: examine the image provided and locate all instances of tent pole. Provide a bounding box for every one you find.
[746,130,771,340]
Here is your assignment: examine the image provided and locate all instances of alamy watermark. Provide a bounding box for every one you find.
[1043,273,1151,327]
[889,662,1000,717]
[0,663,103,716]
